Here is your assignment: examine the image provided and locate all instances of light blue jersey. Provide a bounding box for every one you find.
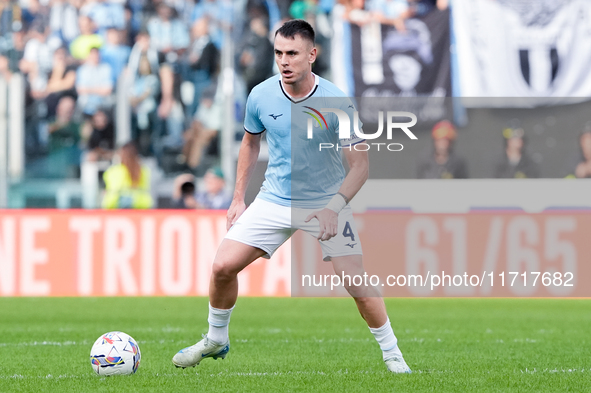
[244,74,363,209]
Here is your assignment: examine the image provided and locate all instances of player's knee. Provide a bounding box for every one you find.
[346,284,379,299]
[211,261,238,282]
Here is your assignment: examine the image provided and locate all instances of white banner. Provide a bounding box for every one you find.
[453,0,591,105]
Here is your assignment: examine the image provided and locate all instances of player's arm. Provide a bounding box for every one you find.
[305,148,369,241]
[338,148,369,204]
[226,132,262,229]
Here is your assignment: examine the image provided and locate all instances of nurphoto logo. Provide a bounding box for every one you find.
[304,108,418,151]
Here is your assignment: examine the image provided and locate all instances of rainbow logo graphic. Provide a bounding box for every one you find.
[303,106,328,129]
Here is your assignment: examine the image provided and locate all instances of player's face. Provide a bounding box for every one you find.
[274,34,316,85]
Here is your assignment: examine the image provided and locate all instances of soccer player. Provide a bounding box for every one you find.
[172,19,411,374]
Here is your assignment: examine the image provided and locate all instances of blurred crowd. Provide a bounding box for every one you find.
[1,0,588,209]
[418,120,591,180]
[0,0,236,180]
[0,0,453,208]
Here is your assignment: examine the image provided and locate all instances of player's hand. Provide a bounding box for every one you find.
[305,208,338,241]
[226,199,247,230]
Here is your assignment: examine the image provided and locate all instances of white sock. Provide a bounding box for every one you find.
[369,319,403,360]
[207,303,234,344]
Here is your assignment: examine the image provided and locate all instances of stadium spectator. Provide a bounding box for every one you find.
[125,0,146,40]
[84,107,115,162]
[19,22,55,98]
[100,27,130,85]
[237,16,274,94]
[45,96,82,177]
[41,46,78,119]
[127,28,160,77]
[75,47,113,116]
[183,17,219,115]
[25,95,82,178]
[22,0,50,34]
[345,0,373,25]
[69,15,103,60]
[171,173,198,209]
[154,63,186,158]
[417,120,469,179]
[48,0,81,46]
[140,4,188,156]
[147,2,190,62]
[190,0,233,49]
[1,29,25,74]
[102,141,153,209]
[129,54,160,147]
[195,166,231,209]
[181,84,222,170]
[126,28,184,157]
[369,0,409,31]
[81,0,126,37]
[0,0,25,37]
[574,130,591,179]
[494,127,540,179]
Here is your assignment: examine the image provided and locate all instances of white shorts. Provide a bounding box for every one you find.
[226,198,363,261]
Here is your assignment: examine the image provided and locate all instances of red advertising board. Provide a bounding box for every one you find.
[0,210,588,297]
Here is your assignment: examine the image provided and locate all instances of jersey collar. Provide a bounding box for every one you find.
[279,73,319,103]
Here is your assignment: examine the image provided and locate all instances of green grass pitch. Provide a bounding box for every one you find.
[0,297,590,392]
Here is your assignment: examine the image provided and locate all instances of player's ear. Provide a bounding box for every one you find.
[309,46,317,64]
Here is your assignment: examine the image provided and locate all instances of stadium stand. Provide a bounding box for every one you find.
[0,0,590,208]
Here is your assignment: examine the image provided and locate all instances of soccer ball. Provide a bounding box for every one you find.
[90,331,141,376]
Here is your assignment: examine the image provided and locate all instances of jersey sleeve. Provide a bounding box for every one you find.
[338,98,365,147]
[244,92,265,134]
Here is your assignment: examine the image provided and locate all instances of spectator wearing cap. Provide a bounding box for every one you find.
[196,167,232,210]
[494,127,539,179]
[417,120,469,179]
[69,15,104,60]
[75,46,113,116]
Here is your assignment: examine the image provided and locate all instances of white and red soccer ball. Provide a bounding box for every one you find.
[90,332,141,376]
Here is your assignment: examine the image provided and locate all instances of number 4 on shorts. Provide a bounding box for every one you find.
[343,222,355,241]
